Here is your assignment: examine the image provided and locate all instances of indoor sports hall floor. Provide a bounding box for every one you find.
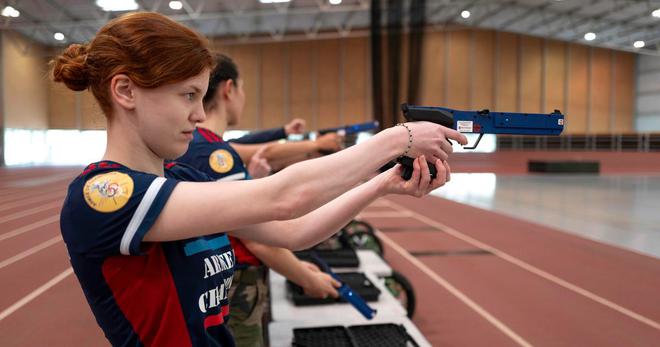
[0,151,659,346]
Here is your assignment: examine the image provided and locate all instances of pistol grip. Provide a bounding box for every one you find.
[396,156,438,180]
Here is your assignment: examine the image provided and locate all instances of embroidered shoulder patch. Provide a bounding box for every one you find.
[209,149,234,174]
[83,172,134,213]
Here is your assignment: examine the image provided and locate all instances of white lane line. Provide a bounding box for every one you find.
[368,199,393,208]
[0,267,74,322]
[382,199,660,331]
[0,184,65,204]
[0,173,74,188]
[0,235,62,270]
[0,215,60,242]
[376,230,534,347]
[0,201,62,225]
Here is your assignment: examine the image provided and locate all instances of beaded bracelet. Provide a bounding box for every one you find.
[396,123,412,157]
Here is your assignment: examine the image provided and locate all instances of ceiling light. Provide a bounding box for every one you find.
[54,32,65,41]
[329,0,342,5]
[259,0,291,3]
[633,40,645,48]
[169,1,183,10]
[653,9,660,18]
[461,10,471,19]
[95,0,138,12]
[584,32,596,41]
[1,6,20,18]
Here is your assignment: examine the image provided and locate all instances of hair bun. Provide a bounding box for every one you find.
[51,43,90,91]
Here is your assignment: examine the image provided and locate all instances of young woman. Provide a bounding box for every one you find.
[54,11,466,347]
[177,54,344,347]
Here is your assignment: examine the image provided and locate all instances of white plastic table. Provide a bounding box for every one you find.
[268,315,432,347]
[269,269,407,322]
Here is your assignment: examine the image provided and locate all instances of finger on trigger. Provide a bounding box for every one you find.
[411,157,422,185]
[419,156,431,190]
[436,159,447,185]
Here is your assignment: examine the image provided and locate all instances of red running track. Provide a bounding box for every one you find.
[0,156,659,346]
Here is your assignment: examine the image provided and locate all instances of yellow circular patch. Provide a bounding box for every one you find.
[83,172,134,213]
[209,149,234,174]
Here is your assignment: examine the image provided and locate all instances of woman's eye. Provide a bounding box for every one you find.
[186,93,195,101]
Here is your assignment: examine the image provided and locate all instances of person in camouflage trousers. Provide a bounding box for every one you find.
[227,267,269,347]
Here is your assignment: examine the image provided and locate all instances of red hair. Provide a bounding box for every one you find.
[51,12,214,115]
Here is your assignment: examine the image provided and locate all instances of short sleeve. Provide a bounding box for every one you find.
[178,142,247,182]
[60,170,178,257]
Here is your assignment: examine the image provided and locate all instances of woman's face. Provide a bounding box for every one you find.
[133,69,210,159]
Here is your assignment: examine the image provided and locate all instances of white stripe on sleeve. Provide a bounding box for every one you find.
[215,172,246,182]
[120,177,167,255]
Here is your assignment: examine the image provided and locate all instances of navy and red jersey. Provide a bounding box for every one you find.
[177,127,261,268]
[60,160,235,347]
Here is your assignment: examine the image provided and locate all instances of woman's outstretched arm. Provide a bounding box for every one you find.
[146,124,465,242]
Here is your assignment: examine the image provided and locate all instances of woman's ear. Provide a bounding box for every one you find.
[110,74,136,110]
[221,80,234,101]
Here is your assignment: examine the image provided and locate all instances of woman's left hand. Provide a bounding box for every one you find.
[379,156,450,197]
[247,146,272,179]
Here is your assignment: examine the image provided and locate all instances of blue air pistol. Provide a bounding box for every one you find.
[311,253,377,320]
[396,103,565,180]
[317,121,380,136]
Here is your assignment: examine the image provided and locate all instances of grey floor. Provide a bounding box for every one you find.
[431,174,660,259]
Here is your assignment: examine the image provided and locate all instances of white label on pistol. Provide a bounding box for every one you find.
[457,121,473,133]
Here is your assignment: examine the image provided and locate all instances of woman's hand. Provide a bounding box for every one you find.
[315,133,343,153]
[285,118,306,135]
[300,260,321,272]
[378,156,450,197]
[301,271,341,299]
[247,145,272,179]
[400,122,468,163]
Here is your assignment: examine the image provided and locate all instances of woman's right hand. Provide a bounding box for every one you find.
[302,271,341,299]
[315,133,343,153]
[399,122,468,163]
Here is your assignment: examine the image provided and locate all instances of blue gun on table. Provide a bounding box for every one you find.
[311,253,377,320]
[396,103,565,180]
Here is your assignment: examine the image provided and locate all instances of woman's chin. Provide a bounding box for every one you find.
[160,145,188,161]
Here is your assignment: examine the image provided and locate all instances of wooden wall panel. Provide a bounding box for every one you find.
[3,32,49,129]
[519,36,543,113]
[613,51,635,132]
[49,80,77,129]
[419,31,445,106]
[260,43,288,129]
[471,30,495,109]
[398,34,409,123]
[229,44,260,129]
[589,48,612,133]
[446,30,470,109]
[342,37,369,124]
[544,40,566,113]
[316,39,341,128]
[289,41,317,129]
[495,32,519,111]
[39,30,637,136]
[567,44,589,133]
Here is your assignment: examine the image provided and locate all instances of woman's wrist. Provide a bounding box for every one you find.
[369,172,392,198]
[378,125,409,161]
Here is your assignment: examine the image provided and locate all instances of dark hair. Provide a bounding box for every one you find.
[51,12,214,115]
[203,54,240,109]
